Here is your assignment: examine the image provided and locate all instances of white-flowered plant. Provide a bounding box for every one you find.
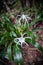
[17,14,31,26]
[0,14,43,65]
[13,14,32,47]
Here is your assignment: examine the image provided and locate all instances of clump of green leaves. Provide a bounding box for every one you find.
[0,13,43,65]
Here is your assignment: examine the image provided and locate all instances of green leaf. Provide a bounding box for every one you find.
[10,31,17,37]
[34,42,43,52]
[14,39,20,45]
[0,45,6,58]
[25,37,32,44]
[14,26,21,37]
[29,15,43,27]
[2,16,15,31]
[0,31,12,45]
[25,31,43,52]
[5,44,12,61]
[25,37,43,52]
[13,45,24,65]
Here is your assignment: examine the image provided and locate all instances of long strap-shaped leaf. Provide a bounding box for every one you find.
[29,14,43,27]
[25,31,43,52]
[5,44,12,61]
[25,37,43,52]
[2,16,21,37]
[13,45,24,65]
[0,31,12,45]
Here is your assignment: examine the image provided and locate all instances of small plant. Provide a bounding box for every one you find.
[0,14,43,65]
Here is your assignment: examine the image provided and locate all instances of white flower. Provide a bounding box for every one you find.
[21,14,27,20]
[17,14,31,26]
[14,36,32,47]
[16,37,25,46]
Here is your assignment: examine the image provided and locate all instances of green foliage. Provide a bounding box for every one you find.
[0,13,43,65]
[29,13,43,27]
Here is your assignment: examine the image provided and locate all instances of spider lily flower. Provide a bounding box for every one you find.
[17,14,31,26]
[14,36,32,47]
